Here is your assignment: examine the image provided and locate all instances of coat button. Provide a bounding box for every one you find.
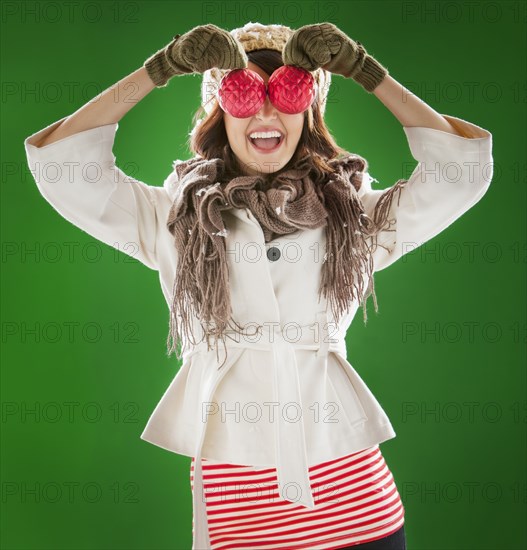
[267,246,281,261]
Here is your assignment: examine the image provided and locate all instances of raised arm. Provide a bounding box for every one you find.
[31,23,249,149]
[32,67,155,148]
[372,75,478,138]
[24,25,251,271]
[282,22,482,139]
[363,73,492,272]
[360,75,493,271]
[281,23,494,274]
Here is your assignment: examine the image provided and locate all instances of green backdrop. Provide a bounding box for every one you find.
[2,1,525,549]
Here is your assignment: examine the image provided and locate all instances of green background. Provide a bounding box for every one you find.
[2,1,525,549]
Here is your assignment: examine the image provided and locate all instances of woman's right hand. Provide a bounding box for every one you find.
[144,24,248,88]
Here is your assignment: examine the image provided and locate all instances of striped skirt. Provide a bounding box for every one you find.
[190,445,405,549]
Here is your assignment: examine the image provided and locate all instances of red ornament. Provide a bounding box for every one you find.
[217,66,316,118]
[217,69,266,119]
[268,65,316,115]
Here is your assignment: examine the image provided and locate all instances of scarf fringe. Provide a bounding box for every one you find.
[164,155,409,363]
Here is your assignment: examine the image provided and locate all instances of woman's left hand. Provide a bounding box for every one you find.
[283,22,389,93]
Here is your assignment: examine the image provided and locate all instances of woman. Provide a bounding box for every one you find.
[24,21,493,550]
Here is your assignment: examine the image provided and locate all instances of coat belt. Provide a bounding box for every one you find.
[183,312,347,550]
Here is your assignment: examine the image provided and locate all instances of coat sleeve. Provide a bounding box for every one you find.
[357,114,494,273]
[24,117,159,271]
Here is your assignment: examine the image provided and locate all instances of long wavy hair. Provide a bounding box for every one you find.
[186,48,366,186]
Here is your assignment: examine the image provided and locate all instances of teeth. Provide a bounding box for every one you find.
[249,131,282,139]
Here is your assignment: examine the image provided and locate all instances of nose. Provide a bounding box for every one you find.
[256,92,278,119]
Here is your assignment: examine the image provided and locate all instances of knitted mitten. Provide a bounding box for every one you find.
[283,23,388,93]
[144,24,248,88]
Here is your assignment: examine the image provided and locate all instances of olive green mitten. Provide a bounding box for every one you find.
[283,22,388,93]
[144,24,248,88]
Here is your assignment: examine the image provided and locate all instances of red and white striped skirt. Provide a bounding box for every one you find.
[190,445,405,549]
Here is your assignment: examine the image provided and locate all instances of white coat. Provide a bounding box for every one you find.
[24,113,493,549]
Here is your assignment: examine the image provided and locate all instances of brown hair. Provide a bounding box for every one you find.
[186,49,362,186]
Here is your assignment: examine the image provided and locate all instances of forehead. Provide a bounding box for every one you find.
[247,61,271,84]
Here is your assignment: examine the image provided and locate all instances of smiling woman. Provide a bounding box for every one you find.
[23,19,494,550]
[170,24,415,550]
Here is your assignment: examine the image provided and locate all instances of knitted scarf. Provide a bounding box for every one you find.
[164,153,408,362]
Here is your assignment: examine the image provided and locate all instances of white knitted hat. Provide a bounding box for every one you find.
[199,21,332,118]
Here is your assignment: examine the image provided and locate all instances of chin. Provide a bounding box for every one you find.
[239,157,287,176]
[261,161,287,174]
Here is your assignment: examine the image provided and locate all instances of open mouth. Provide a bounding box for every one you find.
[248,134,284,153]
